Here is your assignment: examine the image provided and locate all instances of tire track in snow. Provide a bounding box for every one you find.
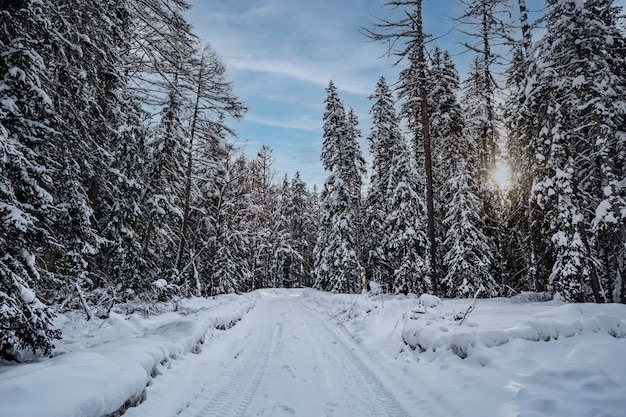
[294,300,411,417]
[189,303,282,417]
[300,300,460,417]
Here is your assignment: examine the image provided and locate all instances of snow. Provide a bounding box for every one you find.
[1,289,625,417]
[17,285,36,304]
[0,293,257,417]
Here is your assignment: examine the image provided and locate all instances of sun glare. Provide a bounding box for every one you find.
[494,161,510,189]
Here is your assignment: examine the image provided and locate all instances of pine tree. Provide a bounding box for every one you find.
[365,77,428,292]
[134,79,187,293]
[315,175,361,293]
[365,77,396,286]
[427,48,466,281]
[314,82,364,293]
[0,0,61,360]
[441,143,498,297]
[459,56,503,291]
[208,154,252,295]
[363,0,437,289]
[287,172,317,287]
[520,0,626,302]
[384,134,429,294]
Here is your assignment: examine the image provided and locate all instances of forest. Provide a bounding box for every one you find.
[1,0,624,362]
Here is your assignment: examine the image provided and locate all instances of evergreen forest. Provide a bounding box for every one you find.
[1,0,624,362]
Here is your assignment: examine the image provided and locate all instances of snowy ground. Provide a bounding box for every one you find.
[1,289,625,417]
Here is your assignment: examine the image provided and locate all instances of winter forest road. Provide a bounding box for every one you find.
[123,289,433,417]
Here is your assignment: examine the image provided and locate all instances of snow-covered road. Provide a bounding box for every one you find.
[3,289,625,417]
[126,290,417,417]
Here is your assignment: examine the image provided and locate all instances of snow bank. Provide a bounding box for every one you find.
[301,289,626,360]
[403,302,626,358]
[0,293,257,417]
[300,289,626,417]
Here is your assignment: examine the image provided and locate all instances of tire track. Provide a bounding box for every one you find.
[188,304,281,417]
[294,301,411,417]
[299,300,460,417]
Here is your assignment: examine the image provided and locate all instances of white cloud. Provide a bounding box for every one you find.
[226,56,375,96]
[245,114,321,132]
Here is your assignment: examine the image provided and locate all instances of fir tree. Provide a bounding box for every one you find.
[365,77,427,292]
[363,0,438,289]
[0,0,61,360]
[441,146,498,297]
[314,82,364,293]
[521,0,626,302]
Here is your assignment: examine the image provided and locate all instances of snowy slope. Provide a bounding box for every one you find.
[0,294,257,417]
[1,289,625,417]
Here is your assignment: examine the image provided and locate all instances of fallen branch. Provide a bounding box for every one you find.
[456,289,481,326]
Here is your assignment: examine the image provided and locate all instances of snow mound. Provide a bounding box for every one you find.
[418,293,442,308]
[0,293,258,417]
[402,303,626,359]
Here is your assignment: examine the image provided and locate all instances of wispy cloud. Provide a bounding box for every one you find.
[226,57,375,96]
[245,114,321,132]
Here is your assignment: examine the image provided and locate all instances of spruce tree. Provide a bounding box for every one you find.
[365,77,428,293]
[0,0,61,360]
[441,143,498,297]
[427,48,465,281]
[520,0,626,302]
[364,0,437,289]
[314,82,364,293]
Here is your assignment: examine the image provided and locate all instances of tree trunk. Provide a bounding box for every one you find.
[518,0,532,57]
[176,55,205,273]
[415,0,437,292]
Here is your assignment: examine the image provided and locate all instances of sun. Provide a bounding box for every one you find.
[494,161,510,190]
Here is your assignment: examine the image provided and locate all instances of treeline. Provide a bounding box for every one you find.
[314,0,625,304]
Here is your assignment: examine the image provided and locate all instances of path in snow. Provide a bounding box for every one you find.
[124,290,429,417]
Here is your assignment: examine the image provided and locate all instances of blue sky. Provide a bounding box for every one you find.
[181,0,559,188]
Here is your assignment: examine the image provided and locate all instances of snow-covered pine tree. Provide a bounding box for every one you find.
[459,56,502,292]
[427,48,465,281]
[384,130,429,294]
[441,142,498,298]
[364,0,437,289]
[303,184,321,287]
[365,77,428,293]
[286,172,317,287]
[0,0,61,360]
[345,108,367,265]
[137,78,188,290]
[186,118,230,295]
[315,175,361,293]
[247,145,278,289]
[365,77,396,287]
[522,0,626,302]
[268,176,304,289]
[208,153,252,295]
[314,82,364,293]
